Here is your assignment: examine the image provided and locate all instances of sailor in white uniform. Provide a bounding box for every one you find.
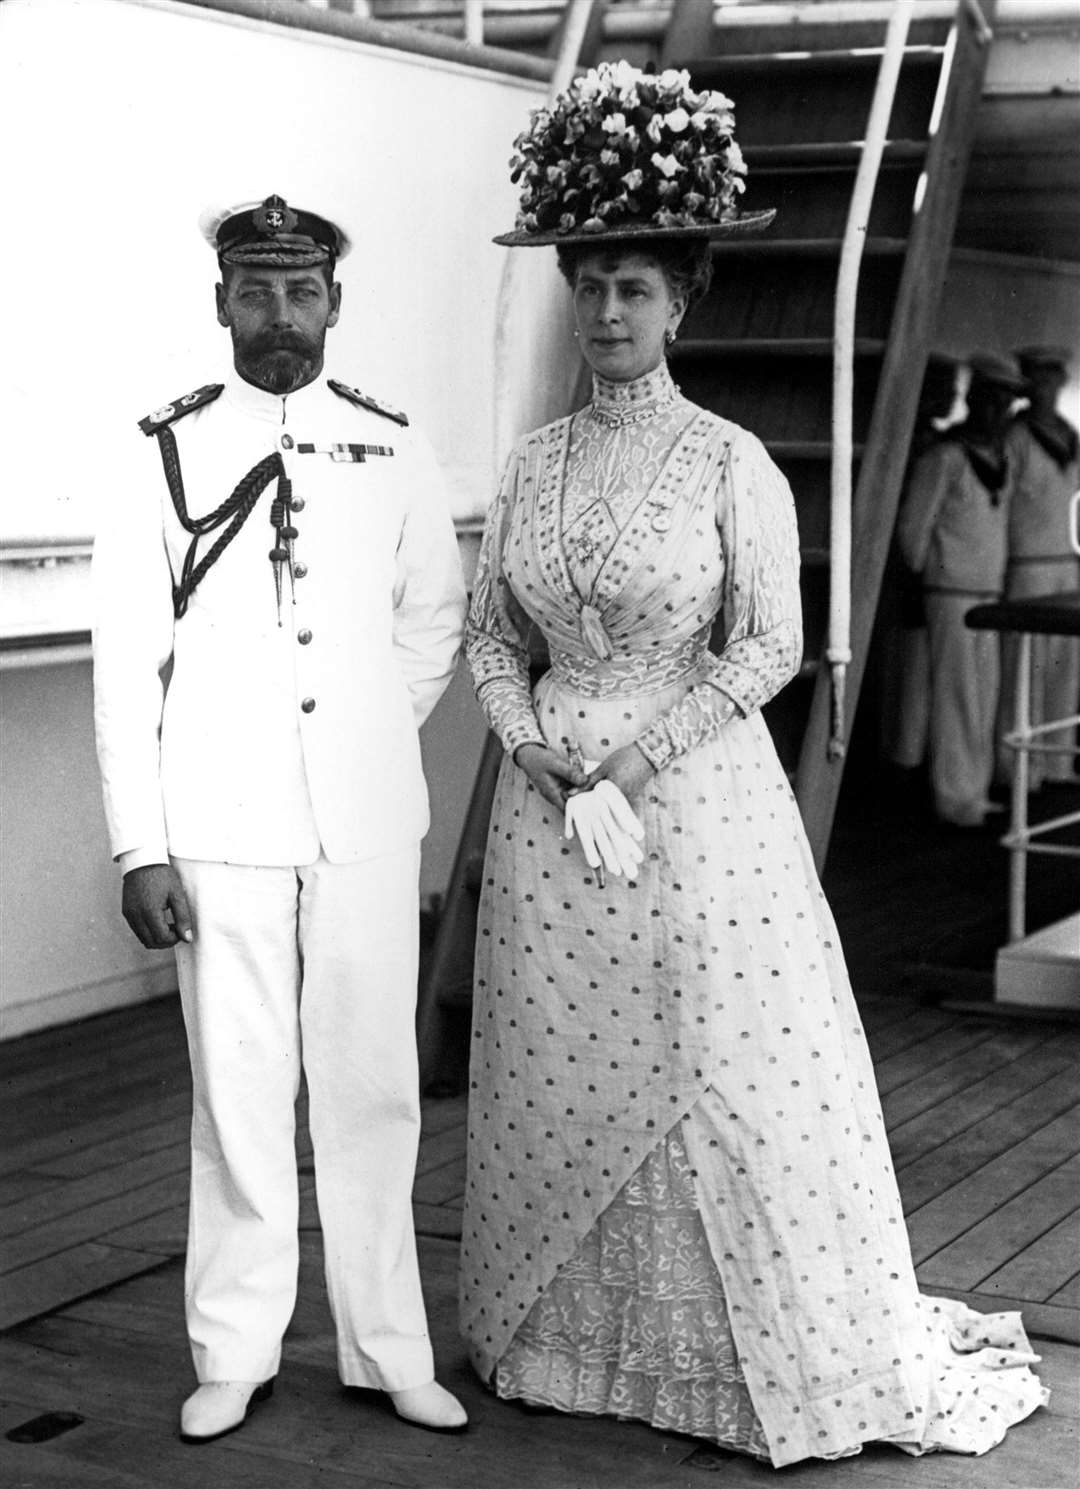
[1000,345,1080,787]
[92,195,468,1443]
[897,353,1023,827]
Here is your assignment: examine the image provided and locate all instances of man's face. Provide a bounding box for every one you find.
[1026,363,1067,411]
[216,265,341,394]
[967,378,1015,439]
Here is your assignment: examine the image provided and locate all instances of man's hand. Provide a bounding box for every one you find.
[122,864,193,949]
[513,743,588,811]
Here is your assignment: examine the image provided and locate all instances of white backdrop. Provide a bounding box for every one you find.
[1,0,578,543]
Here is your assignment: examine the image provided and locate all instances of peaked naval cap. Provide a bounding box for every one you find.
[494,60,775,247]
[200,195,351,268]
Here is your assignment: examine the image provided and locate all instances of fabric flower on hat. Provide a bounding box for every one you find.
[506,59,750,238]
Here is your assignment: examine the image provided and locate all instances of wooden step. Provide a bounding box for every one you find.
[692,47,946,77]
[691,51,941,147]
[744,140,927,168]
[692,255,903,340]
[665,16,952,63]
[675,361,878,444]
[742,161,924,238]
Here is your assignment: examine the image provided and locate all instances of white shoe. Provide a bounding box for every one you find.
[179,1378,274,1444]
[388,1380,468,1433]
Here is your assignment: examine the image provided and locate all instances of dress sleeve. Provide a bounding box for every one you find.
[465,445,548,756]
[636,429,803,772]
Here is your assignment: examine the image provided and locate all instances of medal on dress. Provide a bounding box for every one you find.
[646,499,672,533]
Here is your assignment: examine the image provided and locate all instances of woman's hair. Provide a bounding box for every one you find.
[555,239,713,309]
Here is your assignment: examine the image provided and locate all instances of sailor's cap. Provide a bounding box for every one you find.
[1014,345,1073,373]
[967,352,1027,393]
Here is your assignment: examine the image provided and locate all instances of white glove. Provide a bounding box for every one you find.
[564,779,646,880]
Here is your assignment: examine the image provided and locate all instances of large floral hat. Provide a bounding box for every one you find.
[495,60,774,247]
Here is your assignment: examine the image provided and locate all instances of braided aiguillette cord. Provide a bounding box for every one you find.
[268,474,297,625]
[155,427,285,618]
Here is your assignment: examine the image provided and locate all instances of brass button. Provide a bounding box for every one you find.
[297,629,312,645]
[300,697,316,714]
[293,562,308,579]
[291,497,306,512]
[281,433,295,450]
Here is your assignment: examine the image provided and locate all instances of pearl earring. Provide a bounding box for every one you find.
[665,328,677,346]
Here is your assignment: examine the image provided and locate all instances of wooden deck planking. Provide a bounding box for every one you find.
[894,1068,1080,1213]
[1048,1271,1080,1308]
[980,1209,1080,1301]
[412,1155,468,1207]
[0,1240,1076,1489]
[0,1067,191,1153]
[6,1143,191,1240]
[888,1047,1079,1172]
[2,1170,189,1276]
[27,1108,193,1181]
[915,1152,1080,1289]
[879,1028,1054,1129]
[0,1089,192,1179]
[0,1242,174,1333]
[2,995,1080,1485]
[860,1005,962,1064]
[872,1019,1002,1096]
[905,1110,1080,1267]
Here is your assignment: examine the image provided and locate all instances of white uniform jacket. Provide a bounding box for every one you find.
[896,435,1010,596]
[93,371,466,869]
[1005,416,1080,562]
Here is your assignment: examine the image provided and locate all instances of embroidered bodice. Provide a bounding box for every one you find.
[466,370,802,768]
[564,365,697,598]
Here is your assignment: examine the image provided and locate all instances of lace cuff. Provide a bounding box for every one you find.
[636,674,741,771]
[476,677,547,757]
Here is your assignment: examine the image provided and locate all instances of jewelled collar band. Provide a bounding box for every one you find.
[590,363,680,426]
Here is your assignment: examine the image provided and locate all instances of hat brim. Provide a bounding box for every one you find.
[970,370,1029,394]
[493,208,776,248]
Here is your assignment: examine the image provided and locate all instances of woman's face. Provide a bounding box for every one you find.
[571,252,686,383]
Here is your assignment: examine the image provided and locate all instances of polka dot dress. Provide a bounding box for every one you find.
[459,369,1048,1467]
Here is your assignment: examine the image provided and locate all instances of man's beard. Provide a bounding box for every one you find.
[234,331,324,394]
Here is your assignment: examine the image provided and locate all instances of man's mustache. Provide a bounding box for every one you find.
[248,332,318,358]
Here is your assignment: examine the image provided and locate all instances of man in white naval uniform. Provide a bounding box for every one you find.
[897,353,1023,828]
[92,195,468,1442]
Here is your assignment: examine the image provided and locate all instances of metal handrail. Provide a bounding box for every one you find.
[826,0,915,759]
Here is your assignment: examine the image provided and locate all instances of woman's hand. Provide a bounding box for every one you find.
[577,742,655,803]
[513,742,588,811]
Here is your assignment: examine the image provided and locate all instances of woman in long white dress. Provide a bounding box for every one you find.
[459,63,1047,1468]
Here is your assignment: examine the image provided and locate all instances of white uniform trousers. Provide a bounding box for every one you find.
[998,559,1080,787]
[925,593,1000,824]
[173,848,434,1390]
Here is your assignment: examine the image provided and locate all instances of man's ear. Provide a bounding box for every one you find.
[215,282,230,328]
[327,281,342,329]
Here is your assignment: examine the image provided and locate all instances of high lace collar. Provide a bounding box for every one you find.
[590,361,679,427]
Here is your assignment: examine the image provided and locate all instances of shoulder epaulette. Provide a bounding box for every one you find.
[328,378,409,427]
[138,383,224,436]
